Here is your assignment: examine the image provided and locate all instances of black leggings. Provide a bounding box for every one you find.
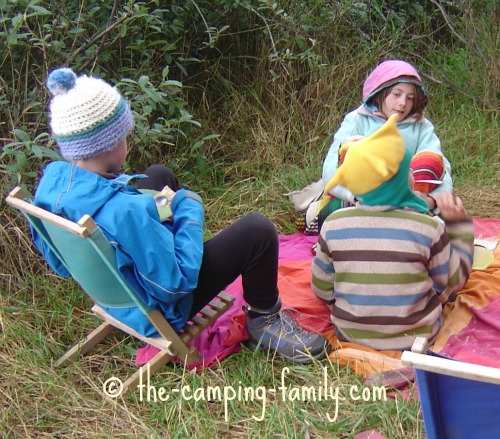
[137,165,280,316]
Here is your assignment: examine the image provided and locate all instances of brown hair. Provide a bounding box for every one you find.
[371,78,428,120]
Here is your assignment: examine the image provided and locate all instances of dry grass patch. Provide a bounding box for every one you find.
[455,184,500,219]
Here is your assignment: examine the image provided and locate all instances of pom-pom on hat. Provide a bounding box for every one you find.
[46,67,134,160]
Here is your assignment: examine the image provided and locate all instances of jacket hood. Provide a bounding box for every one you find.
[35,161,137,219]
[362,60,426,110]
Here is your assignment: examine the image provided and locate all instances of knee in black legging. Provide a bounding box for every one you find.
[241,213,278,241]
[137,164,179,191]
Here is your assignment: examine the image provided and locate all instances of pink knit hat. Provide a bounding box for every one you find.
[362,60,424,102]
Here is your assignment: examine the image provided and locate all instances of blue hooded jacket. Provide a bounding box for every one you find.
[31,161,204,336]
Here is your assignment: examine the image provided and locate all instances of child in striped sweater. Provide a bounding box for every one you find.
[311,115,474,351]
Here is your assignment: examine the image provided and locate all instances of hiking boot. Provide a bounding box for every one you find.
[245,306,331,364]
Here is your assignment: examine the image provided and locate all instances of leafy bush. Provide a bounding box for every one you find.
[0,0,203,192]
[0,0,497,226]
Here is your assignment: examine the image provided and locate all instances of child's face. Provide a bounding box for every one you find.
[381,82,416,121]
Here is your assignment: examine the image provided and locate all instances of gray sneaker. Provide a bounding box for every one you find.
[245,307,331,364]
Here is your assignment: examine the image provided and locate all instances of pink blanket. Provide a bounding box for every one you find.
[440,296,500,367]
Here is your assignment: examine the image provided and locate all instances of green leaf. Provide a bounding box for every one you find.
[13,129,30,143]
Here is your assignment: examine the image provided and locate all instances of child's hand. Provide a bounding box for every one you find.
[435,193,468,221]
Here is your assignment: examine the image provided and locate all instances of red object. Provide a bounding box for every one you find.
[410,151,445,194]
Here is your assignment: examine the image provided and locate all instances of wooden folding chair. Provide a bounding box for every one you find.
[401,337,500,439]
[6,187,234,395]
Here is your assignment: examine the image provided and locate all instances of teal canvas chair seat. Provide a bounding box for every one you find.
[6,187,234,395]
[402,337,500,439]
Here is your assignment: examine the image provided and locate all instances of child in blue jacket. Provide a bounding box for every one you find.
[31,67,329,364]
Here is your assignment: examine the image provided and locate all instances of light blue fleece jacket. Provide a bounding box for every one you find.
[322,106,453,195]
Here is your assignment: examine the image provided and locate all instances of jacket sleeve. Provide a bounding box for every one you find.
[428,218,474,303]
[322,110,361,184]
[414,118,453,194]
[168,189,205,287]
[108,188,205,304]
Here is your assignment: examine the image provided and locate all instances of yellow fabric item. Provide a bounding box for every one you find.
[324,114,405,196]
[338,135,365,158]
[472,245,494,270]
[316,136,364,213]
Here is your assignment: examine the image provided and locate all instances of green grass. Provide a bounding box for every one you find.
[428,87,499,188]
[0,275,423,438]
[0,213,424,437]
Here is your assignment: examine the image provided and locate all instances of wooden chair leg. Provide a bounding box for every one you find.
[55,322,115,367]
[55,291,235,396]
[121,350,174,396]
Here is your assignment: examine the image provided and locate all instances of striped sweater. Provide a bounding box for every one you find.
[311,205,474,350]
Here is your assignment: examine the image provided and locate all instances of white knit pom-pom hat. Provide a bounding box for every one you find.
[46,67,134,160]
